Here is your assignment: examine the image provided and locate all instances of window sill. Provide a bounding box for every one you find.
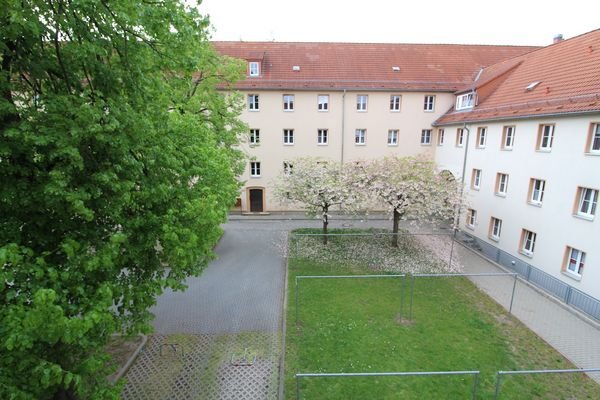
[561,271,582,281]
[501,147,514,151]
[249,144,260,148]
[488,235,500,242]
[424,110,435,113]
[317,143,328,146]
[283,110,294,112]
[527,201,543,208]
[387,143,398,147]
[573,213,595,222]
[318,110,329,112]
[536,148,552,153]
[437,144,444,147]
[476,146,486,149]
[466,224,475,231]
[519,250,534,258]
[390,110,401,113]
[355,143,366,146]
[495,193,507,198]
[420,143,432,146]
[250,176,261,179]
[584,151,600,156]
[471,187,480,191]
[248,109,260,112]
[283,143,295,146]
[455,145,464,148]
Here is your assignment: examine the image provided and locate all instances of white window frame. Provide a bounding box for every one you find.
[496,173,508,196]
[318,95,329,111]
[250,161,261,177]
[577,187,598,218]
[529,178,545,205]
[248,94,259,111]
[421,129,432,145]
[317,129,328,145]
[437,129,445,146]
[456,128,465,147]
[248,61,260,77]
[356,95,368,111]
[588,123,600,153]
[283,129,294,145]
[565,247,586,277]
[537,124,555,151]
[521,229,536,256]
[424,95,435,112]
[283,94,295,111]
[456,92,474,110]
[466,209,477,229]
[490,217,502,241]
[502,126,515,150]
[388,129,398,146]
[476,127,487,148]
[249,129,260,145]
[355,129,366,145]
[472,169,482,190]
[390,95,401,111]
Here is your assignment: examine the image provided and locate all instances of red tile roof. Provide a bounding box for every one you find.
[435,29,600,125]
[213,41,538,91]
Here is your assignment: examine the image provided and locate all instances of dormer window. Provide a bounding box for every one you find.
[249,61,260,77]
[456,92,474,110]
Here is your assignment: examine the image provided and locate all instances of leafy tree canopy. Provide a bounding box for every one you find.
[1,1,245,398]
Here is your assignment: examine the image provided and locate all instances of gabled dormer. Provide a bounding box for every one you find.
[455,91,475,111]
[246,51,265,78]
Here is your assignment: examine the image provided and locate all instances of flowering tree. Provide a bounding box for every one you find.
[367,156,463,247]
[273,158,363,243]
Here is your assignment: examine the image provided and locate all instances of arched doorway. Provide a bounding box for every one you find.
[248,188,264,213]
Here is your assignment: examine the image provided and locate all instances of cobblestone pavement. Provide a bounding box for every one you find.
[122,216,389,399]
[456,243,600,384]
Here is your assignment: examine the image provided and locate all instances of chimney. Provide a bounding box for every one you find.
[553,34,564,44]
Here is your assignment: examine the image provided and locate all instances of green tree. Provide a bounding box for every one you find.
[0,1,245,398]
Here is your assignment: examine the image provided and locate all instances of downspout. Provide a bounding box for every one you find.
[454,123,471,232]
[341,89,346,164]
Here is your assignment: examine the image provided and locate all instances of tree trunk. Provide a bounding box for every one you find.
[392,208,400,247]
[322,206,329,245]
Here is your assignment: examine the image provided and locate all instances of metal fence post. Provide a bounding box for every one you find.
[409,274,416,321]
[472,372,479,400]
[296,374,301,400]
[509,274,517,314]
[399,274,404,321]
[448,238,455,270]
[494,372,502,400]
[295,277,299,325]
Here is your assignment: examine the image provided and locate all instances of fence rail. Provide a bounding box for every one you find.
[456,231,600,322]
[295,370,480,400]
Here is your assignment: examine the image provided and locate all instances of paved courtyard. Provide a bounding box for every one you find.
[120,216,600,398]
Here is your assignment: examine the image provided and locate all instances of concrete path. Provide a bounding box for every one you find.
[456,243,600,384]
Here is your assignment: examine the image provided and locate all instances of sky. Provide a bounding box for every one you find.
[197,0,599,46]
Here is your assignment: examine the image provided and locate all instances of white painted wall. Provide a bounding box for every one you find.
[435,115,600,298]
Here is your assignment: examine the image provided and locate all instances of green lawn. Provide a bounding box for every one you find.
[285,230,600,399]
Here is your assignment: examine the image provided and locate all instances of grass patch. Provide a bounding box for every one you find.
[285,229,600,399]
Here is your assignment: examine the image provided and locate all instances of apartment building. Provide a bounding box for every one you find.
[214,29,600,299]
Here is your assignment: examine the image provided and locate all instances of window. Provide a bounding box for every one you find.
[317,129,328,145]
[495,173,509,196]
[283,94,294,111]
[502,126,515,149]
[283,162,293,176]
[318,95,329,111]
[388,129,398,145]
[466,209,477,229]
[456,92,474,110]
[390,95,401,111]
[564,247,586,277]
[476,127,487,148]
[489,217,502,241]
[248,94,259,111]
[250,161,261,177]
[249,129,260,145]
[424,95,435,111]
[356,95,368,111]
[575,187,598,219]
[520,229,537,256]
[456,128,465,147]
[471,169,482,190]
[248,61,260,77]
[528,178,546,205]
[355,129,366,145]
[421,129,432,145]
[283,129,294,145]
[586,123,600,153]
[437,129,445,145]
[537,124,555,151]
